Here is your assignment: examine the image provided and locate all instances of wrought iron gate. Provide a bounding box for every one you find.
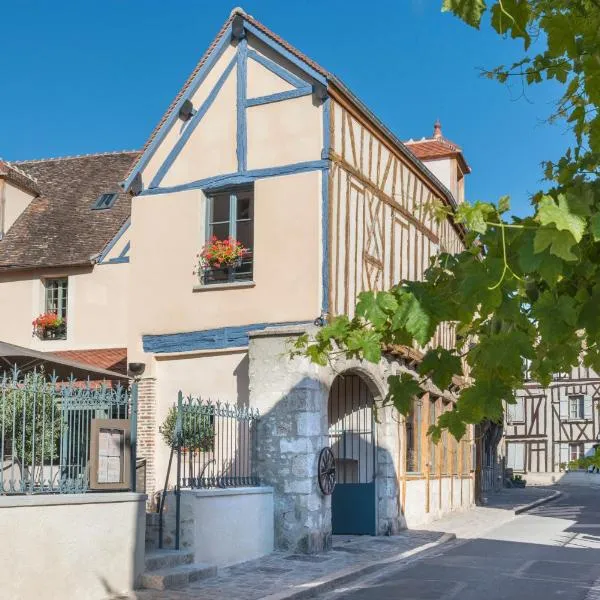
[328,373,376,535]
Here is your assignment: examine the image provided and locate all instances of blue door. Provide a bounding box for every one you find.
[329,374,376,535]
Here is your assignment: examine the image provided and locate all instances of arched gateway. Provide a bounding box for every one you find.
[328,372,377,535]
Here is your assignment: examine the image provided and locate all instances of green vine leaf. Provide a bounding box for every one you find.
[386,373,422,415]
[441,0,487,28]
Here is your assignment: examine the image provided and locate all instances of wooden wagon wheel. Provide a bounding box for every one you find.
[318,447,336,495]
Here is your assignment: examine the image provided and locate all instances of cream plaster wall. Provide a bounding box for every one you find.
[101,225,130,261]
[139,36,322,191]
[247,56,293,98]
[403,476,474,527]
[0,493,145,600]
[0,263,129,351]
[153,350,250,489]
[127,171,322,367]
[160,66,238,189]
[421,157,458,199]
[247,95,321,170]
[164,488,274,566]
[2,180,36,234]
[140,45,238,189]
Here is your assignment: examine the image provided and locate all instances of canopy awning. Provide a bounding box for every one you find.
[0,340,130,382]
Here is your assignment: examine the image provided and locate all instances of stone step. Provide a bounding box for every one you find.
[140,563,217,591]
[144,549,194,572]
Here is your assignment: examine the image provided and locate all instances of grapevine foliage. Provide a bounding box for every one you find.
[297,0,600,441]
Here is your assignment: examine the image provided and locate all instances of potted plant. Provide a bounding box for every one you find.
[195,236,248,284]
[511,474,526,488]
[159,405,215,452]
[32,312,66,340]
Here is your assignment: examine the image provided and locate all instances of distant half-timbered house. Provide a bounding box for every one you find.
[505,365,600,474]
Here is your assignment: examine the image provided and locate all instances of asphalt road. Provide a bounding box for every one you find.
[319,486,600,599]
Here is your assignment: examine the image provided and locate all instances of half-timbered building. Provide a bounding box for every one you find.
[1,7,477,554]
[506,365,600,475]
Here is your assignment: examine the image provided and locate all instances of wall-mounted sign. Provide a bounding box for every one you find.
[90,419,131,491]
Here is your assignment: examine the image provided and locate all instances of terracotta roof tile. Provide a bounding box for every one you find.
[0,159,40,195]
[405,137,471,174]
[51,348,127,375]
[0,151,140,270]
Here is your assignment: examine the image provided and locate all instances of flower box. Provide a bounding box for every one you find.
[32,312,67,340]
[195,238,248,286]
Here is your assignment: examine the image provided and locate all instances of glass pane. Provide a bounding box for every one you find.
[211,223,230,241]
[210,193,230,224]
[236,221,253,251]
[237,195,252,220]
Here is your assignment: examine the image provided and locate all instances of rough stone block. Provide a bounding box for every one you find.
[280,438,311,454]
[296,413,323,437]
[284,479,313,495]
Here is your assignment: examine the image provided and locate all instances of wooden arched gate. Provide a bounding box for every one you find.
[328,373,377,535]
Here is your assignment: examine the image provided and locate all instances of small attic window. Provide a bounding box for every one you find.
[93,193,118,210]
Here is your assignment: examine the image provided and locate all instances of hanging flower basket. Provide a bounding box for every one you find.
[195,237,248,285]
[32,312,67,340]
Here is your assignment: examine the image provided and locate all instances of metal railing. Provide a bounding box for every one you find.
[157,392,259,549]
[178,394,259,489]
[0,367,133,494]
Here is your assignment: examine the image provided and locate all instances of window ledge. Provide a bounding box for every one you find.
[193,281,256,293]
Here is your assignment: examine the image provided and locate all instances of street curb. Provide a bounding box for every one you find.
[257,532,457,600]
[514,490,562,515]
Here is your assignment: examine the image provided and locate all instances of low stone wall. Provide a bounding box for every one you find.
[164,487,274,567]
[0,492,146,600]
[403,476,474,527]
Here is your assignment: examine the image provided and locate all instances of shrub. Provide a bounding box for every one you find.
[159,404,215,451]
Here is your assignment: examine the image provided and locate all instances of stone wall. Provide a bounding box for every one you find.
[248,326,331,553]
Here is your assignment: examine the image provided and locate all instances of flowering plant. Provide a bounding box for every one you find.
[32,312,65,337]
[197,236,248,270]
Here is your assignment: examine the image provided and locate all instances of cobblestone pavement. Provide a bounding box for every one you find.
[130,487,558,600]
[132,530,445,600]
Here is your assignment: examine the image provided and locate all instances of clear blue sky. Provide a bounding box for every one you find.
[1,1,569,216]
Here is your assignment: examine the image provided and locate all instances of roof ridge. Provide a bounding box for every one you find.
[14,149,140,165]
[0,158,39,183]
[405,137,462,152]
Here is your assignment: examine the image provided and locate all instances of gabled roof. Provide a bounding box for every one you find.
[405,121,471,174]
[0,151,140,271]
[123,8,460,209]
[0,159,40,195]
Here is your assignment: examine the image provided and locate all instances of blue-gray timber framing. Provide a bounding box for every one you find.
[143,321,312,353]
[126,15,332,351]
[97,217,131,265]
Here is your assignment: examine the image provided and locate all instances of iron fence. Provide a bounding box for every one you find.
[0,367,134,494]
[170,393,259,489]
[157,392,259,550]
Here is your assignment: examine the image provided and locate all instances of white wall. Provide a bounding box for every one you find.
[0,493,146,600]
[403,476,474,527]
[165,487,274,566]
[0,263,129,351]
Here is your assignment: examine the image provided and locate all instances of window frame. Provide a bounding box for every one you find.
[569,442,585,462]
[406,400,422,474]
[44,277,68,319]
[568,395,585,421]
[40,277,68,340]
[203,185,254,285]
[428,397,437,474]
[92,193,118,210]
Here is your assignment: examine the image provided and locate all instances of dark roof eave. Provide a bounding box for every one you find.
[0,259,94,273]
